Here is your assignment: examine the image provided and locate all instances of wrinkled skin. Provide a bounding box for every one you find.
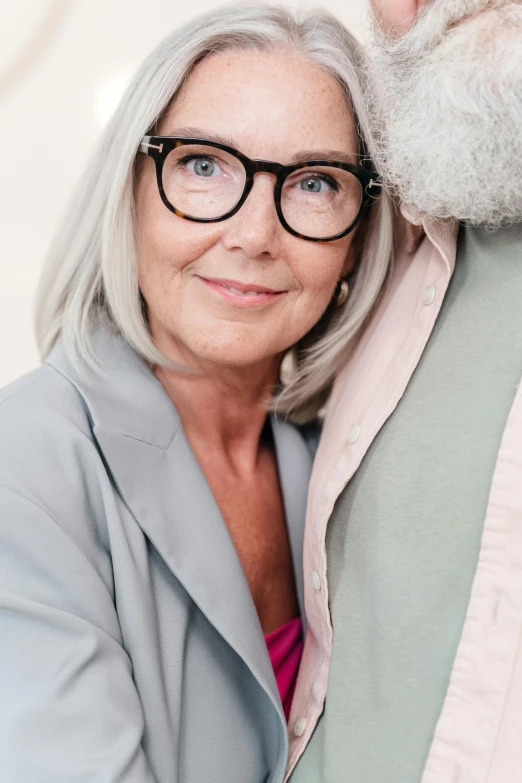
[369,0,429,33]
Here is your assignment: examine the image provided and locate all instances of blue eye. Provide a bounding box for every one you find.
[179,155,219,177]
[299,175,337,193]
[192,157,215,177]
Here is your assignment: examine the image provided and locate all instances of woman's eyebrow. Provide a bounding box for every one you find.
[289,149,359,164]
[160,127,238,148]
[159,127,358,164]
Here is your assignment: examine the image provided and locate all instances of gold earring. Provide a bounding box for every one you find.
[336,280,349,307]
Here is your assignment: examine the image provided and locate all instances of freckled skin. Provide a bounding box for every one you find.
[135,50,359,371]
[134,50,361,633]
[370,0,429,34]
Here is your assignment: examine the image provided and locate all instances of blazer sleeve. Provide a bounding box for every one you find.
[0,486,156,783]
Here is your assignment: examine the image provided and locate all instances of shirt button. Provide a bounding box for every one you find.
[423,285,436,305]
[346,424,361,444]
[310,571,321,591]
[293,717,306,737]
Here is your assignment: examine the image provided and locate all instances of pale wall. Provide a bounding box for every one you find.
[0,0,369,386]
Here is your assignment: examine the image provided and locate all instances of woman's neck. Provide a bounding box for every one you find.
[153,343,282,476]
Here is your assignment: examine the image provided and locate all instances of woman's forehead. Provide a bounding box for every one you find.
[159,49,358,158]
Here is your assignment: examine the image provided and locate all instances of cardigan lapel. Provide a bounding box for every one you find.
[48,330,311,718]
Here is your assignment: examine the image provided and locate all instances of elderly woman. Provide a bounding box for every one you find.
[0,4,391,782]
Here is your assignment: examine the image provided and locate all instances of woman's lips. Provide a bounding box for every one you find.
[197,276,287,306]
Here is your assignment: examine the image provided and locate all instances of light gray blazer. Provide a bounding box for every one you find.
[0,330,315,783]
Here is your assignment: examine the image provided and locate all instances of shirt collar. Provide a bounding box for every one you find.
[400,202,459,273]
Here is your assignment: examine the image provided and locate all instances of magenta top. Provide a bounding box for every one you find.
[265,616,304,721]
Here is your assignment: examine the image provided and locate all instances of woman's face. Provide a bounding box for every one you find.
[136,49,359,370]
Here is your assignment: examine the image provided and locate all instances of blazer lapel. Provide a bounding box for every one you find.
[271,417,314,632]
[95,424,282,708]
[48,332,281,714]
[48,330,313,718]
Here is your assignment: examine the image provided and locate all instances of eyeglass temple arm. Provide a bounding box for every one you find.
[140,136,164,154]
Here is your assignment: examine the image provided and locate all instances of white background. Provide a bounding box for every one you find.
[0,0,369,386]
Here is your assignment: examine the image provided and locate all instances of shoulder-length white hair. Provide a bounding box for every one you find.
[35,2,393,423]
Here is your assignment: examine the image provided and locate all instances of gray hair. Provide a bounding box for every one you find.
[35,2,393,422]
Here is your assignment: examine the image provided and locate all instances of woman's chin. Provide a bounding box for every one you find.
[191,340,283,371]
[160,320,289,371]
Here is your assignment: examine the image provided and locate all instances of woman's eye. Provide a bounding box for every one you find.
[298,175,337,193]
[183,156,220,177]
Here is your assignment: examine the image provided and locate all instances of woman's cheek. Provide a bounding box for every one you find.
[287,286,333,340]
[295,250,345,300]
[148,220,222,271]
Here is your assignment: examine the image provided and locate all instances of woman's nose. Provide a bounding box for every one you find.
[221,173,281,259]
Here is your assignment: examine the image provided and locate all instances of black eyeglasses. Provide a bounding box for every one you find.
[139,136,382,242]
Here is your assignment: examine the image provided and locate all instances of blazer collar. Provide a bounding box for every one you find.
[48,329,312,718]
[50,328,180,448]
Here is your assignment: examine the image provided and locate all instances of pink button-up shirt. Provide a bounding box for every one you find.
[287,209,522,783]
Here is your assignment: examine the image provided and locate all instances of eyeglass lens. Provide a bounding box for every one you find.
[161,144,363,239]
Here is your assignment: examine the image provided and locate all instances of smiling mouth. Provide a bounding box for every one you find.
[220,284,268,297]
[197,276,287,305]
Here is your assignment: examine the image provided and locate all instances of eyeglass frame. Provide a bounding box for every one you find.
[138,135,382,243]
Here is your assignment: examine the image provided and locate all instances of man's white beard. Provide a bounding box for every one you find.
[368,1,522,226]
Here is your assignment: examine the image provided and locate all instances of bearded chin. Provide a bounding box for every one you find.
[368,3,522,227]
